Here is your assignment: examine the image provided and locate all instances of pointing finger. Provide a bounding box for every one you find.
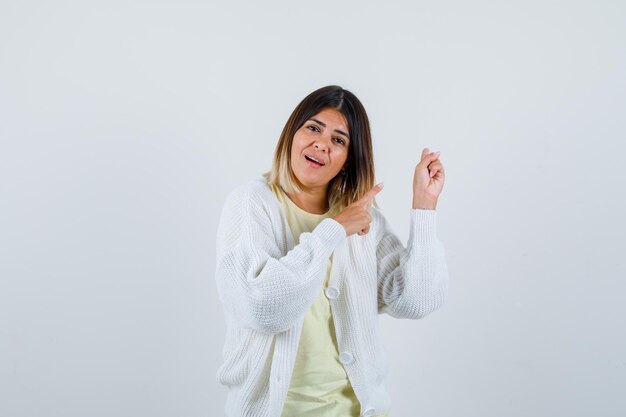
[355,182,384,207]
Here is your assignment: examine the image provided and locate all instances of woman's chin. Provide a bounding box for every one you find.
[295,173,328,188]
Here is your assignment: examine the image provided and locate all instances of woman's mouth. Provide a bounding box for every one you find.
[305,155,324,168]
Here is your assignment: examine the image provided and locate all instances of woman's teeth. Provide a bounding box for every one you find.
[305,156,323,166]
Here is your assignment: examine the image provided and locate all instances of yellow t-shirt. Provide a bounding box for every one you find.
[270,183,389,417]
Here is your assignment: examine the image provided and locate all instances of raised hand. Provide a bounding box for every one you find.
[413,147,445,210]
[332,183,384,236]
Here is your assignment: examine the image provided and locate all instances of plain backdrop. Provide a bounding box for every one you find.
[1,1,625,416]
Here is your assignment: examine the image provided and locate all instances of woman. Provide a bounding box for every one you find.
[215,85,448,417]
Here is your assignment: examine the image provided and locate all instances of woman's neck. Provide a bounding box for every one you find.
[285,186,329,214]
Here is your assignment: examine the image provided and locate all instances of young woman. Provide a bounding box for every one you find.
[215,85,448,417]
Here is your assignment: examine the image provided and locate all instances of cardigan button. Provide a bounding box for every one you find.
[361,407,376,417]
[324,286,339,300]
[339,351,353,364]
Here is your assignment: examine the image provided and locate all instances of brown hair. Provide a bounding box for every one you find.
[262,85,378,214]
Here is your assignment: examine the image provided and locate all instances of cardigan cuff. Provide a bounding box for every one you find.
[311,217,347,256]
[408,208,438,244]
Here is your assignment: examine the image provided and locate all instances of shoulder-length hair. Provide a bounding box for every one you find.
[262,85,378,214]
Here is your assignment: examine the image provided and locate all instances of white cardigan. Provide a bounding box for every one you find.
[214,177,449,417]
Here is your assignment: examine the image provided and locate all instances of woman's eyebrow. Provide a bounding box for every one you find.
[309,118,350,141]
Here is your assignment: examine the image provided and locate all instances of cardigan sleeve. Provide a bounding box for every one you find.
[374,207,449,319]
[215,185,346,334]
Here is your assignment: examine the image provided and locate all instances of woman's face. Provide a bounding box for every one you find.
[290,107,350,190]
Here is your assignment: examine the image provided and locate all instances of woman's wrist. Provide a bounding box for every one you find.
[412,197,437,210]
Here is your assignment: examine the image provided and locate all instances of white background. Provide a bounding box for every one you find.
[1,1,625,416]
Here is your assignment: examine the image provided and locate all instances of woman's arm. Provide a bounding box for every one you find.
[215,185,346,334]
[374,207,449,319]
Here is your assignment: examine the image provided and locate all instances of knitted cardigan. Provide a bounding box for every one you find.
[215,177,449,417]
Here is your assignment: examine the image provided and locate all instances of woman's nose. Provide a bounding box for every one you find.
[314,138,331,151]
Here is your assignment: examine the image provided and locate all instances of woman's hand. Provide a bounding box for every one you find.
[412,147,445,210]
[332,183,384,236]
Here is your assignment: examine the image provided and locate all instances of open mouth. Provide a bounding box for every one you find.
[305,155,324,167]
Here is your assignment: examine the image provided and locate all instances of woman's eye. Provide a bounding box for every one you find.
[306,125,345,145]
